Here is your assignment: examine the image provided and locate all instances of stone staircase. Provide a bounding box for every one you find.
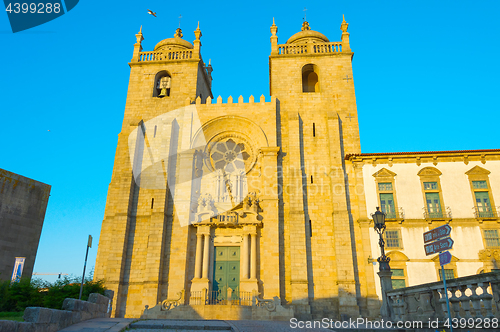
[128,319,233,331]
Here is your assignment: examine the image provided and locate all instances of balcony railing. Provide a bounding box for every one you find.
[385,207,405,220]
[277,42,343,55]
[473,206,500,219]
[138,50,193,62]
[387,272,500,322]
[423,207,452,219]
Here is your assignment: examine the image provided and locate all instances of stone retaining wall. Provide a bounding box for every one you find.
[0,290,113,332]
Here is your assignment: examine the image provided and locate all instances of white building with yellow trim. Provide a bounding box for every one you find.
[346,150,500,300]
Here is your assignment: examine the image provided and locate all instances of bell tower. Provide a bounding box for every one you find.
[94,24,213,317]
[127,23,213,117]
[269,17,378,319]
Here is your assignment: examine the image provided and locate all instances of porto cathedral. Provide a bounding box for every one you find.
[94,15,500,320]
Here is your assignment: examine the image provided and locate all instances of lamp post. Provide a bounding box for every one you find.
[372,207,393,320]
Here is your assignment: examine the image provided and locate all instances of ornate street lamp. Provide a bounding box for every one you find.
[372,207,393,320]
[373,207,390,271]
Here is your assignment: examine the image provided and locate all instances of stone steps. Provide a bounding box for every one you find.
[131,330,228,332]
[129,319,232,331]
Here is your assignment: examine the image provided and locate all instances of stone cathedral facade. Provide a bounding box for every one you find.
[94,17,382,319]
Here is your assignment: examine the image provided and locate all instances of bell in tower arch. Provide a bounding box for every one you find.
[158,76,171,97]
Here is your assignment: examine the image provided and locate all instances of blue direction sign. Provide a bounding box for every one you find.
[424,237,454,256]
[439,251,452,266]
[423,224,452,243]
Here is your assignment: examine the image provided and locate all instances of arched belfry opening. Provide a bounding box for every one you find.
[302,64,319,93]
[153,70,171,97]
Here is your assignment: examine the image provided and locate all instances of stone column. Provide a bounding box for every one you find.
[202,233,210,279]
[191,225,211,293]
[194,233,203,279]
[242,233,249,279]
[250,232,257,279]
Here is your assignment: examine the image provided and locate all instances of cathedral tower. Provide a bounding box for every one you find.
[95,24,214,317]
[269,17,378,318]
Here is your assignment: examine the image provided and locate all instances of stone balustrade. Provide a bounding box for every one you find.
[277,42,343,55]
[387,271,500,322]
[138,50,194,62]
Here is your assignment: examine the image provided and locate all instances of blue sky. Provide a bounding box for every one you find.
[1,0,499,283]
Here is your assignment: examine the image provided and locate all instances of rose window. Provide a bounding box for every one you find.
[210,138,251,173]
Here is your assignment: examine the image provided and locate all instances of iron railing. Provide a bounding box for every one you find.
[385,207,405,220]
[473,206,500,219]
[188,289,252,306]
[423,206,452,219]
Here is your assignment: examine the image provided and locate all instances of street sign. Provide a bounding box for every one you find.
[423,224,451,243]
[424,237,454,256]
[439,251,452,266]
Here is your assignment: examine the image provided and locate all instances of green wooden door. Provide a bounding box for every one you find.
[475,192,493,217]
[425,192,442,218]
[380,193,396,218]
[213,247,240,296]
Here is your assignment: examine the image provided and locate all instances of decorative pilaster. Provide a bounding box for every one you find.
[250,232,257,279]
[194,233,203,279]
[242,233,250,279]
[257,146,281,299]
[202,233,210,279]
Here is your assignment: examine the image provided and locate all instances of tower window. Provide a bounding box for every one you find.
[310,175,313,184]
[153,71,171,98]
[151,198,154,209]
[302,64,319,93]
[313,123,316,137]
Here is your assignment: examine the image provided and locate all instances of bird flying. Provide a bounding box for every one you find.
[147,9,157,17]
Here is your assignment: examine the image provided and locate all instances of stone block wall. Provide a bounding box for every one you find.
[0,291,113,332]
